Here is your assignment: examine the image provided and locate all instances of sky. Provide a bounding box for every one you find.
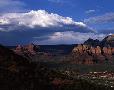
[0,0,114,45]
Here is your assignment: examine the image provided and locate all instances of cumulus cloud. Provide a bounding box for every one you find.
[0,10,93,32]
[0,10,97,45]
[0,0,26,13]
[84,12,114,24]
[33,31,106,45]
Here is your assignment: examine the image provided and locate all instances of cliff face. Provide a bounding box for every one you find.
[72,45,114,64]
[72,34,114,64]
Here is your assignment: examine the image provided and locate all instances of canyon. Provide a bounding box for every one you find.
[11,34,114,65]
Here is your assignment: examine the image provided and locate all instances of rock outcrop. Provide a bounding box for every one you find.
[101,34,114,47]
[84,38,100,46]
[14,43,39,56]
[72,44,114,64]
[72,34,114,64]
[72,45,94,64]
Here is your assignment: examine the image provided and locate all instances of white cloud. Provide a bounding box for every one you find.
[84,12,114,24]
[0,19,9,25]
[0,10,90,31]
[0,10,97,45]
[34,31,106,45]
[85,10,95,14]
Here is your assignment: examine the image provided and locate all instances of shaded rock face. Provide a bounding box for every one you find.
[14,43,39,56]
[84,38,100,46]
[102,34,114,47]
[84,34,114,47]
[72,44,114,64]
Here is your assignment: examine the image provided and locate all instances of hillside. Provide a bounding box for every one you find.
[0,44,54,90]
[1,44,113,90]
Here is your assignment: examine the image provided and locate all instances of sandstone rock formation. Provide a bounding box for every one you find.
[14,43,39,56]
[72,44,114,64]
[72,34,114,64]
[72,45,94,64]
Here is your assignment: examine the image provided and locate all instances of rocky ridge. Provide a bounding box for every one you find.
[72,34,114,64]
